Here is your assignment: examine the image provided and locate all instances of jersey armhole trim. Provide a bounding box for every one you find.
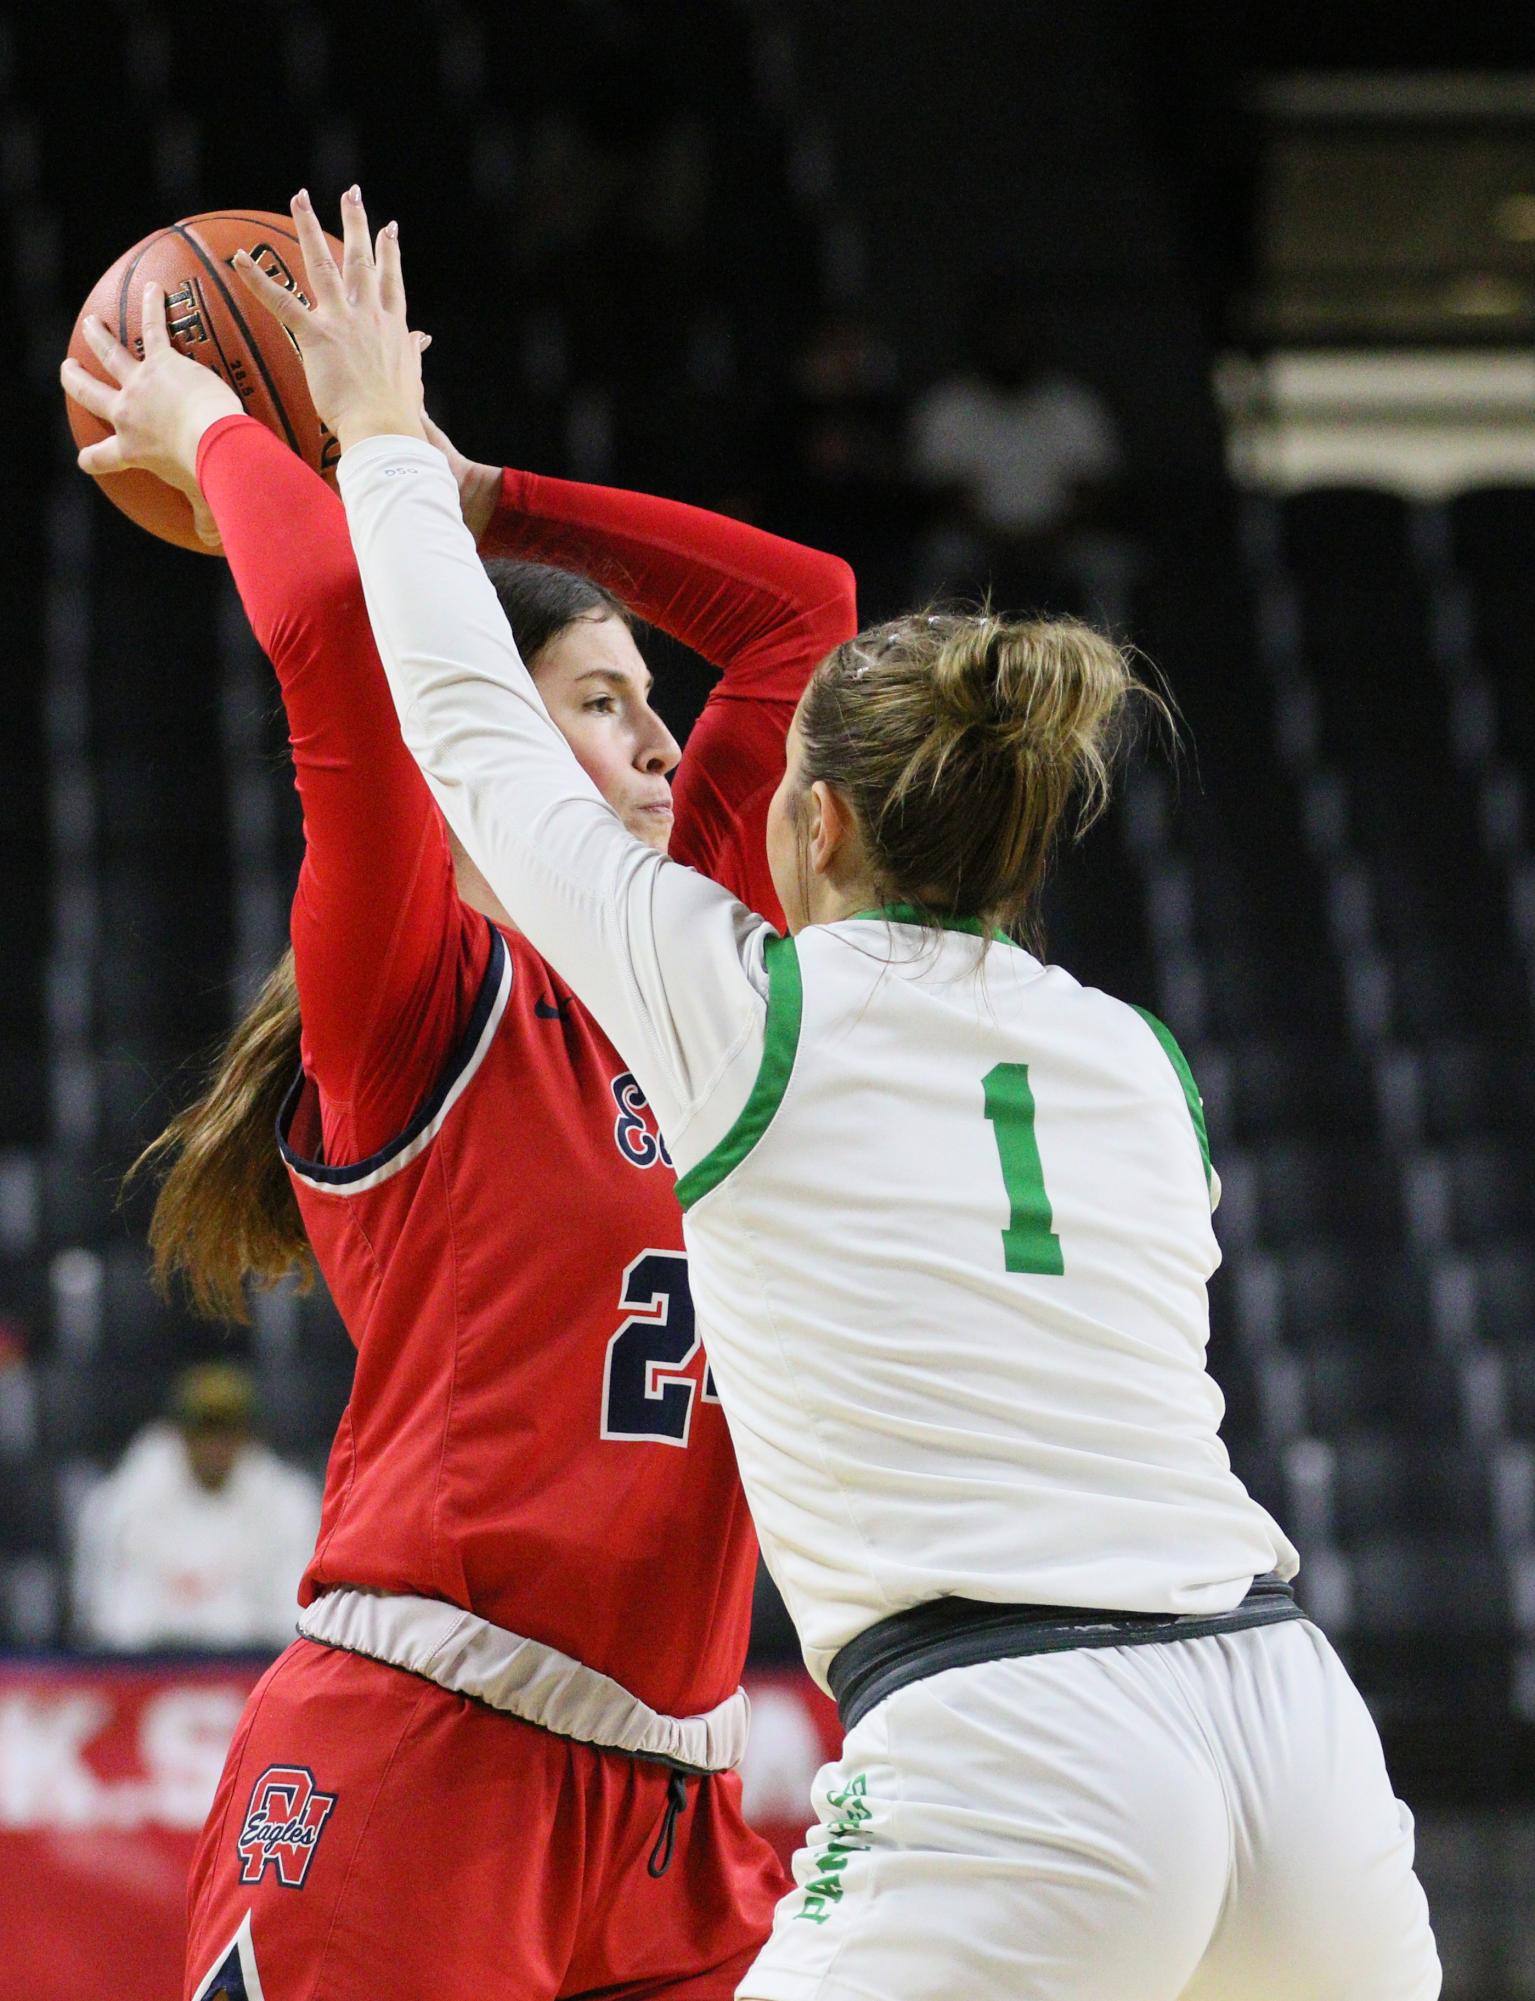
[1130,1004,1211,1191]
[277,918,511,1195]
[674,933,802,1211]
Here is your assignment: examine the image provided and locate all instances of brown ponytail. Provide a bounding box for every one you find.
[124,949,314,1324]
[798,610,1168,945]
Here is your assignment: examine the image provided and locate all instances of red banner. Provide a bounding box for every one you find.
[0,1657,841,2001]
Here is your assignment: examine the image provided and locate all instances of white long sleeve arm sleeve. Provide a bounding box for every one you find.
[337,434,772,1164]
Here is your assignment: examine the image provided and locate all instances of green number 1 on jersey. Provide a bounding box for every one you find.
[982,1062,1065,1276]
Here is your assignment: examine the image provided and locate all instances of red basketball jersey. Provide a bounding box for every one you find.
[279,917,754,1717]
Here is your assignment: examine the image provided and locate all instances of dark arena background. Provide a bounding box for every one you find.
[3,4,1534,1993]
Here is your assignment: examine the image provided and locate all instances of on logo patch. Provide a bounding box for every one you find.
[236,1765,336,1888]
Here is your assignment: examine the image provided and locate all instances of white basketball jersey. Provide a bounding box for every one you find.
[673,913,1297,1690]
[342,437,1299,1699]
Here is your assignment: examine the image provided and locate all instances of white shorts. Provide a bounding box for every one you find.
[740,1618,1440,2001]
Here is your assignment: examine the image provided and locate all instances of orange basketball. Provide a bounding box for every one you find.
[65,210,346,553]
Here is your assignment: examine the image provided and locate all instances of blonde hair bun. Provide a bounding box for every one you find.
[799,608,1167,940]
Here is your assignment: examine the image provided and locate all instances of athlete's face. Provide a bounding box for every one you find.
[530,615,681,852]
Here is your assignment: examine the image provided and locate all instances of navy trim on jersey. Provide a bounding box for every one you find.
[192,1940,249,2001]
[190,1913,266,2001]
[277,919,513,1196]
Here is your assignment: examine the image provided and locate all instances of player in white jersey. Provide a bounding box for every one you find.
[234,194,1440,2000]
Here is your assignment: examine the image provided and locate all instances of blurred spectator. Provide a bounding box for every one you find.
[909,284,1133,619]
[71,1363,319,1651]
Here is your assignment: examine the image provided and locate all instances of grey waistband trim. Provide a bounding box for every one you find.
[830,1572,1305,1732]
[297,1588,750,1774]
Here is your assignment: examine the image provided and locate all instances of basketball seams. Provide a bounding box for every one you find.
[162,255,262,437]
[114,232,162,349]
[172,223,303,455]
[186,214,305,246]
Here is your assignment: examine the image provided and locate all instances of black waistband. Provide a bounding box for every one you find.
[828,1573,1305,1732]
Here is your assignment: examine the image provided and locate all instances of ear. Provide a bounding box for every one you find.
[806,779,858,880]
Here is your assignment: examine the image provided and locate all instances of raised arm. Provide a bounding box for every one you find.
[480,468,854,695]
[60,268,487,1166]
[193,416,487,1160]
[61,310,486,1160]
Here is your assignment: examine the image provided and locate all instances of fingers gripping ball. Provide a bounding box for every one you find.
[65,210,345,553]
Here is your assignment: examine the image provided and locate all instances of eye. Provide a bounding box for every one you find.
[584,695,617,714]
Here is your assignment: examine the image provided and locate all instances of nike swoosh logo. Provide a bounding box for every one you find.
[535,997,571,1020]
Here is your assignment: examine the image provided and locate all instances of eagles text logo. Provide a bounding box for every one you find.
[236,1765,336,1888]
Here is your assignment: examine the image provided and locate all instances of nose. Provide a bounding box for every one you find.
[639,709,682,777]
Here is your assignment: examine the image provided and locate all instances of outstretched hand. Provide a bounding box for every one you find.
[59,289,240,550]
[233,188,426,454]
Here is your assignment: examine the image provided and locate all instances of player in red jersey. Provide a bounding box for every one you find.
[63,294,856,2001]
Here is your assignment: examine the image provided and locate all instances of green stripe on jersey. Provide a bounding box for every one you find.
[849,903,1025,946]
[675,934,804,1211]
[1131,1006,1211,1190]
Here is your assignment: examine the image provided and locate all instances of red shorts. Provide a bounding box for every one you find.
[184,1639,789,2001]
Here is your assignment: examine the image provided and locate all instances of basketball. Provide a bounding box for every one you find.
[65,210,345,553]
